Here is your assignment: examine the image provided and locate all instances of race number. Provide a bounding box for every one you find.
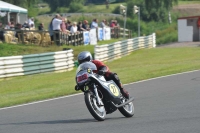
[109,84,119,96]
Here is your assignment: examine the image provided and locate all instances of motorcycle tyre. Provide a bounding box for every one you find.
[85,92,106,121]
[118,101,134,117]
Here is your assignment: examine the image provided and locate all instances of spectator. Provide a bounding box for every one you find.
[91,18,98,29]
[10,22,15,30]
[38,23,44,31]
[67,20,72,31]
[22,21,30,29]
[70,22,78,33]
[48,17,55,41]
[0,22,4,41]
[110,20,116,28]
[61,18,70,34]
[28,17,35,28]
[4,22,11,29]
[77,21,86,31]
[83,20,90,31]
[52,14,63,46]
[15,23,22,39]
[100,19,107,28]
[115,20,120,28]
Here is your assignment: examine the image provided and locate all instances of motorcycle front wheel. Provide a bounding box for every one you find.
[118,99,134,117]
[84,91,106,121]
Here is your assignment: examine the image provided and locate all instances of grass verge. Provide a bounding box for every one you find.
[0,47,200,108]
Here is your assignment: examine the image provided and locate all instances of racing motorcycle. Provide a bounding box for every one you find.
[75,62,134,121]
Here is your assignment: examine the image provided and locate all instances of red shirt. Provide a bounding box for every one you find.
[92,60,110,73]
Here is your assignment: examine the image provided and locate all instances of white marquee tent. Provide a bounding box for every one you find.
[0,0,27,24]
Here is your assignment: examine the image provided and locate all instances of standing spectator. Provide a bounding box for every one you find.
[110,20,116,28]
[48,17,55,41]
[70,22,78,46]
[70,22,78,33]
[100,19,107,28]
[52,14,63,46]
[67,20,72,31]
[83,20,90,31]
[28,17,35,28]
[38,23,44,31]
[91,18,98,29]
[61,18,70,34]
[0,22,4,41]
[77,21,86,31]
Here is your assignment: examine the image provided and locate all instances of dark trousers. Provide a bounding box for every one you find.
[53,30,60,46]
[105,72,123,90]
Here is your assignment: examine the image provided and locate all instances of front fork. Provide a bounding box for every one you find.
[93,84,104,106]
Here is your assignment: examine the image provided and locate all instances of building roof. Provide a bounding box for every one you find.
[0,0,27,13]
[178,16,200,20]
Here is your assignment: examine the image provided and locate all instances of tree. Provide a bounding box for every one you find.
[43,0,85,12]
[125,0,178,22]
[2,0,38,8]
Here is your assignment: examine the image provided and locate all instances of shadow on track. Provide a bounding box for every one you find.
[0,117,129,126]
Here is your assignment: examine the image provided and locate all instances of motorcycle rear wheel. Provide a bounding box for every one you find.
[85,92,106,121]
[118,100,134,117]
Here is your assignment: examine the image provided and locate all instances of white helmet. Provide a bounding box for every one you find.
[77,51,93,64]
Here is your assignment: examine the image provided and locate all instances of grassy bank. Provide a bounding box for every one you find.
[0,47,200,108]
[0,38,122,58]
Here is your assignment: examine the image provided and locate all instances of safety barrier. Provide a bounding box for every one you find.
[94,33,156,61]
[0,49,74,78]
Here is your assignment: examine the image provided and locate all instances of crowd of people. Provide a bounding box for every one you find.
[0,14,120,45]
[48,14,120,46]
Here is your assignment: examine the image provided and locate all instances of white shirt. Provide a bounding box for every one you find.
[29,20,35,28]
[70,26,78,33]
[52,18,62,30]
[91,21,98,29]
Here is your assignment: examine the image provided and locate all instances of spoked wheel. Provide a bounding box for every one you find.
[118,99,134,117]
[85,92,106,121]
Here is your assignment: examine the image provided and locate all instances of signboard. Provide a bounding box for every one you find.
[89,28,97,45]
[103,27,111,40]
[98,28,103,41]
[83,31,90,45]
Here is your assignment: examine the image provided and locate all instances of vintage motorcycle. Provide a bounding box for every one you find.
[75,62,134,121]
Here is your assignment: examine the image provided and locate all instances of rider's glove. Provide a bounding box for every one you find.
[98,70,105,75]
[75,85,80,91]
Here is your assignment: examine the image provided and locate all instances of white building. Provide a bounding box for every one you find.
[0,1,28,24]
[178,16,200,42]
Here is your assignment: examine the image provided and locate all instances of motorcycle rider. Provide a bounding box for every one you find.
[75,51,129,99]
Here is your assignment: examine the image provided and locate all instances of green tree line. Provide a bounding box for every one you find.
[123,0,178,22]
[2,0,38,8]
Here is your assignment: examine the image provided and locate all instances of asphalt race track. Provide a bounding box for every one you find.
[0,70,200,133]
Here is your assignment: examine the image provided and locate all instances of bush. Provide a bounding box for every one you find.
[56,7,69,13]
[69,2,84,13]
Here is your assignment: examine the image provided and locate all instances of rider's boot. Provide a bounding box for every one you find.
[119,83,129,99]
[121,88,129,99]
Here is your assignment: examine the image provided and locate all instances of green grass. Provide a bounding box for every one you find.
[0,38,122,58]
[178,0,200,5]
[0,47,200,108]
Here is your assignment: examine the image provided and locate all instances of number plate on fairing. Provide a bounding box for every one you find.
[108,83,120,97]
